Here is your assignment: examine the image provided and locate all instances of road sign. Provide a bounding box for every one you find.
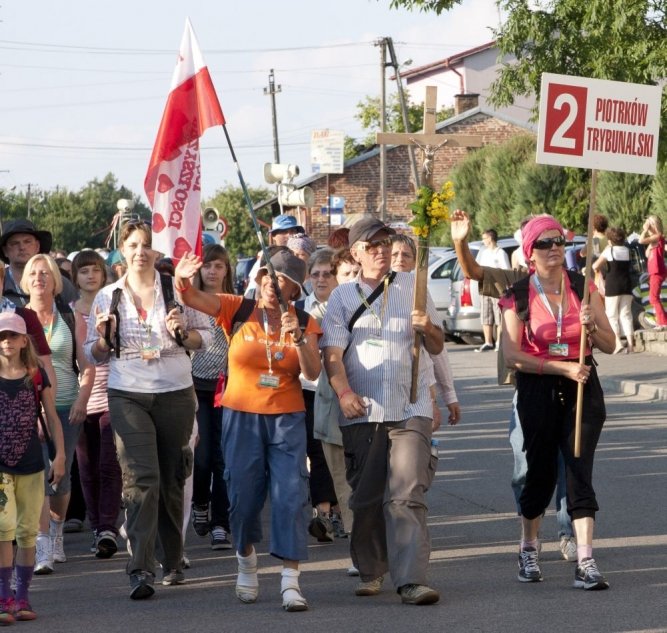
[311,129,345,174]
[536,73,662,175]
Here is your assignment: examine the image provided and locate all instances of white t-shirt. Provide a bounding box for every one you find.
[476,245,510,270]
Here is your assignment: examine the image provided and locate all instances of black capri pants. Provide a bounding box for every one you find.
[516,359,606,522]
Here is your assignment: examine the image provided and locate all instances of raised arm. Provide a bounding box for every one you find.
[450,209,483,281]
[174,252,226,317]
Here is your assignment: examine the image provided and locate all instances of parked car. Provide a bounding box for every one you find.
[442,236,587,344]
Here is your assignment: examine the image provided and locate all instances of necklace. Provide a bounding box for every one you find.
[261,308,286,365]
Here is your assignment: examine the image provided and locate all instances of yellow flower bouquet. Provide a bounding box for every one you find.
[409,181,454,239]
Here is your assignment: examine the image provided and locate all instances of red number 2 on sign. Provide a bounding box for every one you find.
[544,83,588,156]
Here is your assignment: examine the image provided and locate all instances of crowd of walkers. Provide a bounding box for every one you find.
[0,209,665,621]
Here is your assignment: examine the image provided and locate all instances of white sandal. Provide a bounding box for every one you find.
[236,583,258,603]
[281,586,308,612]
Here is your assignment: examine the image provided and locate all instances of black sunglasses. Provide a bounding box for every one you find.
[533,235,566,250]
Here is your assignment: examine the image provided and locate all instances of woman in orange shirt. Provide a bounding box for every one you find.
[174,249,321,612]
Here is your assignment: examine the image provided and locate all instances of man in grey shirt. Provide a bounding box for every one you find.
[321,218,443,606]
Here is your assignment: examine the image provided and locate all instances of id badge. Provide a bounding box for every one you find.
[141,344,161,361]
[548,343,569,357]
[258,373,280,389]
[366,334,384,348]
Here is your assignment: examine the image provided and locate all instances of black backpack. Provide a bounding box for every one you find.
[104,274,183,358]
[504,269,585,339]
[54,293,79,375]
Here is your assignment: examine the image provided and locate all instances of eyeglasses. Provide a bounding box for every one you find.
[358,237,393,253]
[310,271,333,279]
[533,236,566,250]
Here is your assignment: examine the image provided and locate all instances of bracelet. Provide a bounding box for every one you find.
[537,358,545,375]
[293,335,307,347]
[338,388,353,400]
[174,280,192,293]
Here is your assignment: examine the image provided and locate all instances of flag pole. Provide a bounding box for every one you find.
[221,123,288,313]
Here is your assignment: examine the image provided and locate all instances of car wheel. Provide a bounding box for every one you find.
[445,333,465,344]
[461,334,483,346]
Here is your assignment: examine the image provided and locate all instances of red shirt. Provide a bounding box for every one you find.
[500,275,596,360]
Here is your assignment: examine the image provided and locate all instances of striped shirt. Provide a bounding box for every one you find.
[48,312,79,408]
[191,315,229,382]
[320,271,440,426]
[84,273,212,393]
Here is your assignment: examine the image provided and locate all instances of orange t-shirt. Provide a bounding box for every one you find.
[216,294,322,414]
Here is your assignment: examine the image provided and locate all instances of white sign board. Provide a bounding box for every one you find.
[536,73,662,175]
[311,129,345,174]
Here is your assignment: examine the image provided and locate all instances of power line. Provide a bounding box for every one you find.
[0,38,374,55]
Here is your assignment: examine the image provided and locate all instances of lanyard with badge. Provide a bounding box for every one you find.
[258,308,285,388]
[355,274,390,347]
[126,283,160,361]
[533,273,568,356]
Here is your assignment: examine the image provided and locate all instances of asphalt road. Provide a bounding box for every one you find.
[28,345,667,633]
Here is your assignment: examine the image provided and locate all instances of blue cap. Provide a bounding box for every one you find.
[270,214,304,235]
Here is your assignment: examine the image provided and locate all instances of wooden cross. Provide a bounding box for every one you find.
[376,86,483,402]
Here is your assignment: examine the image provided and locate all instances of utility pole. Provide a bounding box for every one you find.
[375,37,390,221]
[25,183,32,219]
[264,69,282,164]
[386,38,420,193]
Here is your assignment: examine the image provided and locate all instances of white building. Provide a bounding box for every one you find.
[400,41,535,124]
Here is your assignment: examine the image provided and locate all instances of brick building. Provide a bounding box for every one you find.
[280,95,535,244]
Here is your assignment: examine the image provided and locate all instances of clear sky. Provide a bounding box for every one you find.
[0,0,501,204]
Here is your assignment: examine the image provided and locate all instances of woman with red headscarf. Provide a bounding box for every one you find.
[500,215,615,591]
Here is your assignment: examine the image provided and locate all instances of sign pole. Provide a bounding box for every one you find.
[574,168,598,457]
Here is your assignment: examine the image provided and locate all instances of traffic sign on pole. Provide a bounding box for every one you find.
[536,73,662,175]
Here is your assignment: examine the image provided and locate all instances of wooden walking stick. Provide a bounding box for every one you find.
[574,169,598,457]
[376,86,481,402]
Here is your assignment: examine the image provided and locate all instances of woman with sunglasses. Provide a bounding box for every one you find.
[84,221,212,600]
[500,215,615,591]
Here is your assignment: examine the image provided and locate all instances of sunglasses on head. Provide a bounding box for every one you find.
[533,235,566,250]
[358,237,393,251]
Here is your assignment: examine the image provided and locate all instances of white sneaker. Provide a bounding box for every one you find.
[52,535,66,563]
[34,535,54,575]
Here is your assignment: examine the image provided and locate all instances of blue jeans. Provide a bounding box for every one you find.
[43,407,82,496]
[508,391,573,538]
[221,409,310,561]
[192,389,229,530]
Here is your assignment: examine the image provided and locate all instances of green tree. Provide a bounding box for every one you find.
[204,185,272,263]
[596,172,653,233]
[650,163,667,228]
[489,0,667,157]
[477,134,536,235]
[1,173,148,253]
[553,167,591,233]
[385,0,463,13]
[512,161,568,225]
[448,145,496,239]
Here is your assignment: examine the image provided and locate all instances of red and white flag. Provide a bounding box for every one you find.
[144,18,224,260]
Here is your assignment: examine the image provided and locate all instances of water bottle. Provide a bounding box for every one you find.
[430,438,439,458]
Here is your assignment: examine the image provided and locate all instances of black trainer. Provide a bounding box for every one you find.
[308,511,334,543]
[191,504,210,537]
[518,547,543,582]
[129,570,155,600]
[574,557,609,590]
